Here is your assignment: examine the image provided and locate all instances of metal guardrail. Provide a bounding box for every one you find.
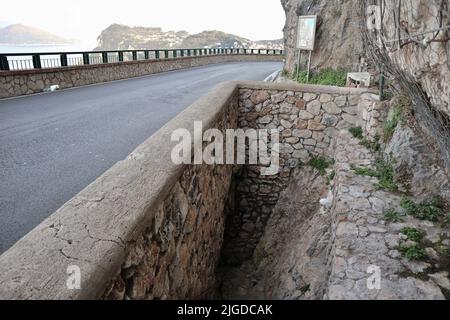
[0,48,284,71]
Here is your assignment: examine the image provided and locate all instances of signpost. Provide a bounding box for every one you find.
[296,15,317,82]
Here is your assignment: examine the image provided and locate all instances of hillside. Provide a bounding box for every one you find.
[0,24,73,45]
[95,24,283,50]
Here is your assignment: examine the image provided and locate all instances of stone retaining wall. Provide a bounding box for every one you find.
[0,54,283,99]
[0,81,379,300]
[222,83,382,264]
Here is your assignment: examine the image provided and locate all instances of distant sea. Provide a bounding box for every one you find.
[0,44,95,53]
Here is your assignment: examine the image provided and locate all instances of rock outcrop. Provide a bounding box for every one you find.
[379,0,449,118]
[95,24,283,51]
[281,0,364,72]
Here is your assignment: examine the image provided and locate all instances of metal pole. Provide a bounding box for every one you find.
[306,50,312,83]
[295,49,301,81]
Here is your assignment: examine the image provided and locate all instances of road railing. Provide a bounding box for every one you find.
[0,48,284,71]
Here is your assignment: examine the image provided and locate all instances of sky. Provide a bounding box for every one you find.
[0,0,285,47]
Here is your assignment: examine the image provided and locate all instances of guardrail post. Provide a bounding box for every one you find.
[144,51,149,60]
[132,51,138,61]
[83,53,90,65]
[194,49,197,56]
[102,52,108,64]
[180,50,184,57]
[173,50,177,58]
[155,51,160,59]
[60,54,68,67]
[32,54,42,69]
[0,55,9,71]
[187,49,191,57]
[164,50,169,59]
[118,52,124,62]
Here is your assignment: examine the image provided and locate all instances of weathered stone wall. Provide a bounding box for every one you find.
[222,83,381,264]
[0,81,380,300]
[104,98,238,299]
[0,54,283,99]
[0,82,239,300]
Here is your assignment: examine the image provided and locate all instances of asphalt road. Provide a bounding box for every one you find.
[0,61,282,253]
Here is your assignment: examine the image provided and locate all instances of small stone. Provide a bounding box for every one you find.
[306,100,322,115]
[258,115,273,124]
[280,119,293,129]
[271,92,286,104]
[280,143,294,154]
[292,149,309,160]
[429,272,450,290]
[304,139,316,146]
[280,102,293,113]
[334,95,347,107]
[349,95,360,105]
[322,114,339,127]
[319,94,332,103]
[250,90,270,104]
[282,129,292,137]
[295,99,306,109]
[285,137,300,144]
[292,129,312,138]
[308,120,326,131]
[298,110,315,120]
[322,101,342,115]
[303,93,317,101]
[294,119,308,129]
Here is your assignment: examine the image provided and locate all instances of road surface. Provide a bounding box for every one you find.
[0,61,282,253]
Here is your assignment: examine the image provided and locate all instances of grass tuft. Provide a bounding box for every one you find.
[400,197,444,222]
[397,244,427,261]
[308,155,332,175]
[400,227,424,242]
[349,127,364,139]
[352,159,398,192]
[384,208,405,223]
[296,68,348,87]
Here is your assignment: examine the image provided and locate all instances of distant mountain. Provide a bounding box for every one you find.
[95,24,283,51]
[0,24,74,45]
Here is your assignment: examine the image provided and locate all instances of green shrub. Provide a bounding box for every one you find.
[349,127,364,139]
[397,244,427,261]
[401,197,443,222]
[296,68,348,87]
[384,208,405,223]
[308,155,332,175]
[383,96,411,142]
[400,227,424,242]
[352,159,398,192]
[435,242,450,257]
[360,137,381,153]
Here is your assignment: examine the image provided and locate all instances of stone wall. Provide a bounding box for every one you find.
[104,98,238,299]
[0,54,283,99]
[222,83,381,264]
[0,81,379,300]
[0,82,239,300]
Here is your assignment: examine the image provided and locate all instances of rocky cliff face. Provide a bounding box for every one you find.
[281,0,364,72]
[95,24,284,50]
[379,0,449,119]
